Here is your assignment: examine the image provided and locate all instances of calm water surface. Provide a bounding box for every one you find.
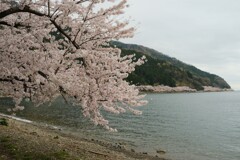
[1,91,240,160]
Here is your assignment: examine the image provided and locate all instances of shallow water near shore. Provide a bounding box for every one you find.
[1,91,240,160]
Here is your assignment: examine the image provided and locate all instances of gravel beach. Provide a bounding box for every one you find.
[0,115,166,160]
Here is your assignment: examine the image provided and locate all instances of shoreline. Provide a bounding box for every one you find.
[136,85,233,93]
[0,114,167,160]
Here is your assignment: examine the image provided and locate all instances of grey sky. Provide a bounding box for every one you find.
[122,0,240,90]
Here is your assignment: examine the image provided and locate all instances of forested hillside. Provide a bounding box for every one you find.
[113,41,231,90]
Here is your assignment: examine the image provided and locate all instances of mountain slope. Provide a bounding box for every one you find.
[112,41,231,90]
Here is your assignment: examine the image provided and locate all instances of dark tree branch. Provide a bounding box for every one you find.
[83,1,94,21]
[0,76,27,84]
[47,0,51,16]
[0,78,13,83]
[37,71,48,79]
[50,19,80,49]
[50,7,59,18]
[0,5,45,19]
[0,21,31,28]
[75,0,89,4]
[79,36,112,47]
[59,85,69,104]
[0,21,11,26]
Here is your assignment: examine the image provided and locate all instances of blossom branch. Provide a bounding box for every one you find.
[0,0,147,131]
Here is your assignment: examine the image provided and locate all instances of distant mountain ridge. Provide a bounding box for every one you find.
[111,41,231,90]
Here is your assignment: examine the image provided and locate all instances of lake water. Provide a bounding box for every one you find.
[1,91,240,160]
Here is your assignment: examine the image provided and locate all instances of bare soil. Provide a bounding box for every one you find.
[0,115,167,160]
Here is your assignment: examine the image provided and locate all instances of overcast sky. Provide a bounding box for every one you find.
[122,0,240,90]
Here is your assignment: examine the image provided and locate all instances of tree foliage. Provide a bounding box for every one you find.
[113,41,231,90]
[0,0,147,131]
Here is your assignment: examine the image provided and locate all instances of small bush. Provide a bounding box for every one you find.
[0,118,8,126]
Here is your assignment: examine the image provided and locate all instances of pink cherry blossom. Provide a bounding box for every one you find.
[0,0,147,130]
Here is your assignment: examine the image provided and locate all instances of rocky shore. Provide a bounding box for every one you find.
[136,85,233,93]
[203,86,233,92]
[0,114,167,160]
[136,85,197,93]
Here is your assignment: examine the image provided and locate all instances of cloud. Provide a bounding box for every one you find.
[122,0,240,89]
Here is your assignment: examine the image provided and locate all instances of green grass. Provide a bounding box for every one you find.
[52,150,70,160]
[0,118,8,126]
[0,136,72,160]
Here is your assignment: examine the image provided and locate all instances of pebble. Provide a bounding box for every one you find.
[156,149,166,154]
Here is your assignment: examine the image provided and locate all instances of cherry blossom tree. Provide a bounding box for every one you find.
[0,0,147,131]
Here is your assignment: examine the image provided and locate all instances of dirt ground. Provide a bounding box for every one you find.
[0,115,166,160]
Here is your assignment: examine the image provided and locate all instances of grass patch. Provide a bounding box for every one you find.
[0,118,8,126]
[52,150,70,160]
[0,136,72,160]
